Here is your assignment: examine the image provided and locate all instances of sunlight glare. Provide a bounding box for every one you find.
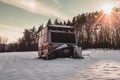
[102,3,113,14]
[22,0,37,10]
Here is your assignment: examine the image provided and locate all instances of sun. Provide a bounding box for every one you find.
[102,3,113,14]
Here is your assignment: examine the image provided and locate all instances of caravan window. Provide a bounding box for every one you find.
[51,32,76,43]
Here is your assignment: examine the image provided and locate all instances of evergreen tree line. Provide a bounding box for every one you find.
[72,7,120,49]
[46,7,120,49]
[0,7,120,52]
[0,27,38,52]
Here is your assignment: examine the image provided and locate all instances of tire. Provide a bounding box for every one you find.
[38,52,42,58]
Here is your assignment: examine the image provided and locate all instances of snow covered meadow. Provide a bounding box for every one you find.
[0,49,120,80]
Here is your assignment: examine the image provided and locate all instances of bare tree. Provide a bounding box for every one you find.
[0,36,8,52]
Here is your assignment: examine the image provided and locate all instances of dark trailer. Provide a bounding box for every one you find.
[38,25,83,60]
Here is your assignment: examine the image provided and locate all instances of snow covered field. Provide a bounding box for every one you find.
[0,49,120,80]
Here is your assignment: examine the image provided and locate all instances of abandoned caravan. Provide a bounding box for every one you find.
[38,25,84,60]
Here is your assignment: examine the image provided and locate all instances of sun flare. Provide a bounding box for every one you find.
[102,3,113,14]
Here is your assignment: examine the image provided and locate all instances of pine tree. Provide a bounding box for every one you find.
[66,19,71,26]
[37,24,43,33]
[54,19,59,25]
[47,19,52,25]
[63,20,66,25]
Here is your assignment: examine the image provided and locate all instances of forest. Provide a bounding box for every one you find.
[0,7,120,52]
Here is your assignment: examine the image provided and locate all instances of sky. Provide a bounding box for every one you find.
[0,0,119,43]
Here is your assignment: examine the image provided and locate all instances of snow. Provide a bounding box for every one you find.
[0,49,120,80]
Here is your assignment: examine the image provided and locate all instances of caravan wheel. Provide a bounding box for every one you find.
[38,52,42,58]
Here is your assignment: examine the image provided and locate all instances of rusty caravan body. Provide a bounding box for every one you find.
[38,25,83,60]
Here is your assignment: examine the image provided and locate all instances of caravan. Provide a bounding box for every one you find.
[38,25,83,60]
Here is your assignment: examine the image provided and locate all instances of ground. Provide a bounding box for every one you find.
[0,49,120,80]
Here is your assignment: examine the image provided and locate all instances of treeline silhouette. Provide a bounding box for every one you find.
[73,7,120,49]
[0,27,38,52]
[0,7,120,52]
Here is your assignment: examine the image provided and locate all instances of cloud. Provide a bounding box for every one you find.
[0,24,23,43]
[52,0,58,4]
[0,0,69,20]
[0,24,23,32]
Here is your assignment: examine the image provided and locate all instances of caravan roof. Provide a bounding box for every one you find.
[48,25,73,28]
